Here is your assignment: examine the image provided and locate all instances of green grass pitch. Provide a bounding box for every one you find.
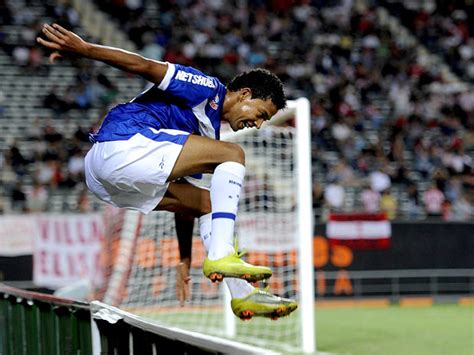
[141,303,472,354]
[315,304,473,355]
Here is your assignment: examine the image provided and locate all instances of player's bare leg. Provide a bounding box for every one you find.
[157,179,211,216]
[162,135,272,282]
[168,134,245,265]
[167,134,245,179]
[156,173,271,283]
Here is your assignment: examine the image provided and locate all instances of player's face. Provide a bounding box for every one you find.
[226,89,278,132]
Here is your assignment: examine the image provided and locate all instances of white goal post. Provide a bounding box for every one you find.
[282,98,315,353]
[96,98,316,354]
[291,98,316,353]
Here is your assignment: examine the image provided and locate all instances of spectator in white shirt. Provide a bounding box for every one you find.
[324,179,345,212]
[370,170,391,192]
[26,179,48,212]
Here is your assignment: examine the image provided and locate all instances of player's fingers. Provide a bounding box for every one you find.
[49,52,62,64]
[43,27,63,44]
[178,285,185,306]
[184,281,189,301]
[36,37,61,50]
[184,276,191,301]
[45,24,68,40]
[176,266,184,306]
[52,23,70,35]
[42,26,65,45]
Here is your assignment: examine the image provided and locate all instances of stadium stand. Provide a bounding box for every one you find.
[381,0,474,83]
[0,0,472,220]
[0,0,143,213]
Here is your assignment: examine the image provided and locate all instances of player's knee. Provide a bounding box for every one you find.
[221,142,245,166]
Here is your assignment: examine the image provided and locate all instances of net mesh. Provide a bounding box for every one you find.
[98,125,303,353]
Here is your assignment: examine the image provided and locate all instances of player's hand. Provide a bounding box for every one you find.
[36,23,89,63]
[176,259,191,306]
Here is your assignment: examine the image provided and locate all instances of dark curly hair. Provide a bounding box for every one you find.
[227,68,286,110]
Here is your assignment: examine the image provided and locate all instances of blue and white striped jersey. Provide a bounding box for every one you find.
[90,63,226,143]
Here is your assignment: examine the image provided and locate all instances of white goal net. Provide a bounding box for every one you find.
[96,98,315,353]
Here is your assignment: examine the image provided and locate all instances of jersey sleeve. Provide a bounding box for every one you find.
[157,63,222,107]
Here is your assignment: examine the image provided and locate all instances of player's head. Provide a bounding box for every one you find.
[223,69,286,132]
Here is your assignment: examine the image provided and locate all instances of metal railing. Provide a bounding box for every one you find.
[318,269,474,298]
[0,284,91,355]
[0,285,274,355]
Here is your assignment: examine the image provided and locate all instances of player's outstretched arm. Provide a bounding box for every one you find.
[36,23,167,84]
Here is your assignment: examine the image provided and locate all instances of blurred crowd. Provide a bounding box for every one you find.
[0,0,121,213]
[0,0,119,110]
[1,121,92,213]
[0,0,79,71]
[381,0,474,83]
[0,0,473,220]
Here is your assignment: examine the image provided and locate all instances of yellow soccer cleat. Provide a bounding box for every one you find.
[203,241,272,283]
[230,287,298,321]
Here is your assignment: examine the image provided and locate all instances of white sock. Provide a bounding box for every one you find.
[208,162,245,261]
[199,213,253,299]
[199,213,212,252]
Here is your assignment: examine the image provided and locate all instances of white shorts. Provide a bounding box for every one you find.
[84,129,190,214]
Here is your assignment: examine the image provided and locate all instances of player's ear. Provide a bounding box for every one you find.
[239,88,252,101]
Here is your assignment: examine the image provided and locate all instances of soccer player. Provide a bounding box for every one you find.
[37,23,297,320]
